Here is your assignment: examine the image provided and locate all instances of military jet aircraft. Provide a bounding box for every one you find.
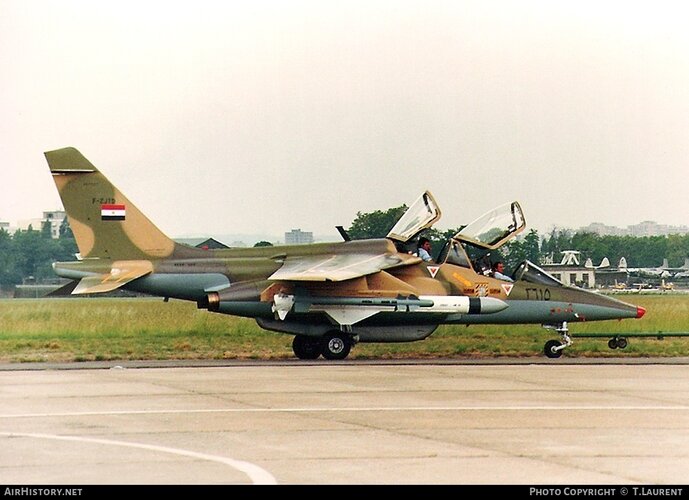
[45,147,646,360]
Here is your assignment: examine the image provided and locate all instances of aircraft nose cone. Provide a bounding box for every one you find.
[636,306,646,319]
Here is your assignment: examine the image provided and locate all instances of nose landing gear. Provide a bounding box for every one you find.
[543,322,572,359]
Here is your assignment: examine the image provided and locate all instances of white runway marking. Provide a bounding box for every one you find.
[0,432,277,485]
[1,404,689,419]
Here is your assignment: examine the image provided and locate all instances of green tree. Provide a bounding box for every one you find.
[346,205,458,261]
[523,229,540,263]
[347,205,407,240]
[540,228,573,264]
[254,241,273,247]
[59,217,74,239]
[6,220,79,285]
[502,229,540,270]
[665,234,689,268]
[56,218,78,260]
[13,228,48,280]
[0,229,20,286]
[41,220,53,239]
[571,232,608,265]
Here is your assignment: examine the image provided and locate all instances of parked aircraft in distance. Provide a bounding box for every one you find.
[624,259,673,279]
[661,258,689,278]
[45,147,646,359]
[673,270,689,280]
[584,257,610,269]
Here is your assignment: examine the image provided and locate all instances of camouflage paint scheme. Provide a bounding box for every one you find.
[45,147,645,359]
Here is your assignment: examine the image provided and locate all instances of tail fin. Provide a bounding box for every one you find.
[45,147,176,260]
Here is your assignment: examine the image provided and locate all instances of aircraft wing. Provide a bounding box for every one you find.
[269,252,421,282]
[72,260,154,294]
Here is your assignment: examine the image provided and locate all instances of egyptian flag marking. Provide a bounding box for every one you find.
[427,266,440,279]
[101,204,126,221]
[501,284,514,296]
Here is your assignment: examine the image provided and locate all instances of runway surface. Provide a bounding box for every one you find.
[2,360,689,484]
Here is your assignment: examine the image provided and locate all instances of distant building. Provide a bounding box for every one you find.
[541,251,595,288]
[542,264,595,288]
[0,221,9,233]
[16,210,66,239]
[579,222,627,237]
[579,221,689,237]
[43,210,66,239]
[285,229,313,245]
[594,268,629,288]
[175,237,229,249]
[627,221,689,237]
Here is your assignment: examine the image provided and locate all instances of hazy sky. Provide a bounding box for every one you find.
[2,0,688,241]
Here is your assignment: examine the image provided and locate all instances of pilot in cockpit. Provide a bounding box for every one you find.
[492,261,513,282]
[416,237,433,262]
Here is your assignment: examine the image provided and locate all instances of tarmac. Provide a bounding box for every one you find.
[2,359,689,484]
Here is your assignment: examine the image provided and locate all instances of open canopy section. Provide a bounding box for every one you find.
[386,191,441,243]
[454,201,526,250]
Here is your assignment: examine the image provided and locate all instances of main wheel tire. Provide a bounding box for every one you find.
[616,337,628,349]
[321,332,352,360]
[608,338,618,350]
[544,339,563,358]
[292,335,321,360]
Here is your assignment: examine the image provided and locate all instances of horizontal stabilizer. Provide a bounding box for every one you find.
[46,280,80,297]
[71,260,154,294]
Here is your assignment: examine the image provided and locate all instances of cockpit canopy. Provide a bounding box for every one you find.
[453,201,526,250]
[386,192,525,256]
[386,191,441,243]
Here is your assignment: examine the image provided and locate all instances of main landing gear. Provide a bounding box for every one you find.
[607,336,628,350]
[292,331,355,360]
[543,322,572,359]
[291,335,321,360]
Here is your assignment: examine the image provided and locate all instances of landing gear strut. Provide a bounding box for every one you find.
[543,322,572,359]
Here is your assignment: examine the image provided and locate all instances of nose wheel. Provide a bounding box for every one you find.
[544,339,563,358]
[543,322,572,359]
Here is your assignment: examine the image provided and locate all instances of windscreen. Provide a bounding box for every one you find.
[513,260,563,286]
